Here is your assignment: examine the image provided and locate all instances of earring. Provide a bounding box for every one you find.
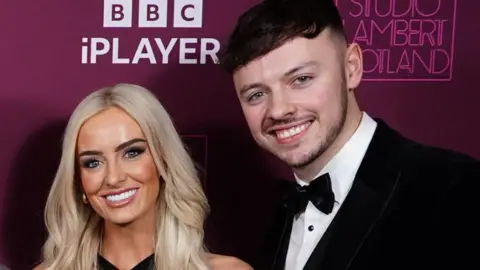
[82,193,88,204]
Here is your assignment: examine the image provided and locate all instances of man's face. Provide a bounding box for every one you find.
[233,30,362,170]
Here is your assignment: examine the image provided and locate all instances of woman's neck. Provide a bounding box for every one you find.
[100,213,156,268]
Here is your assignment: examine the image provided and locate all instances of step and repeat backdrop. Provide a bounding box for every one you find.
[0,0,478,269]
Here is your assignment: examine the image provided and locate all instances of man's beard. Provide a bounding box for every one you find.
[290,86,348,169]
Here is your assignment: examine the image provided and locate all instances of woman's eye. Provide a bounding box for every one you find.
[125,147,145,159]
[82,159,100,168]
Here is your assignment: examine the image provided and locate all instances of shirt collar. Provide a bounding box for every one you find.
[294,112,377,204]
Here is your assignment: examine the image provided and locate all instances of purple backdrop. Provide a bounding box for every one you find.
[0,1,478,269]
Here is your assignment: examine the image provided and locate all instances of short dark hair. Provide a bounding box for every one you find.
[220,0,345,73]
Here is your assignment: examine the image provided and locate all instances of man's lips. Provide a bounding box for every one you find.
[266,119,313,133]
[268,121,312,142]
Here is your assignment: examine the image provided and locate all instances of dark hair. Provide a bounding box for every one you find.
[220,0,346,73]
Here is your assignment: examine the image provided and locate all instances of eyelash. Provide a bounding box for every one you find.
[124,147,145,159]
[247,91,265,102]
[80,147,146,169]
[292,75,313,85]
[81,159,100,169]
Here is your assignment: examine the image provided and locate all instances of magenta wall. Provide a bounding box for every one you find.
[0,1,478,269]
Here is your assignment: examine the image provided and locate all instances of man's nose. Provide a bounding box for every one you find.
[266,91,296,119]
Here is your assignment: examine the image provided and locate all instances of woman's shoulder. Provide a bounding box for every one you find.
[32,262,45,270]
[206,253,253,270]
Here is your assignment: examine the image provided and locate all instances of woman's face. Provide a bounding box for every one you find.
[77,107,160,225]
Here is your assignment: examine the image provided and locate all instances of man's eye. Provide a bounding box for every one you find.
[248,91,265,101]
[293,76,312,84]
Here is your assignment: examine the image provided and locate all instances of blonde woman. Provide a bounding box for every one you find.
[33,84,252,270]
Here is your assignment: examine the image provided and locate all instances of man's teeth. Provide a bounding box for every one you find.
[275,123,309,139]
[106,189,137,202]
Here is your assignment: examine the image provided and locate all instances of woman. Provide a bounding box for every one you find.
[34,84,252,270]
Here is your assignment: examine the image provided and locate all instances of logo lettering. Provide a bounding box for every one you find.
[103,0,132,27]
[139,0,167,28]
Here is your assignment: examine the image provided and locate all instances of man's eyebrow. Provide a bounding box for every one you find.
[282,61,319,78]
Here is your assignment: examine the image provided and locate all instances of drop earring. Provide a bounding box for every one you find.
[82,193,88,204]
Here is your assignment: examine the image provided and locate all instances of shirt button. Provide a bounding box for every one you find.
[308,225,314,231]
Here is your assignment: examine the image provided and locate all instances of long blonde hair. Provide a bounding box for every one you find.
[41,84,210,270]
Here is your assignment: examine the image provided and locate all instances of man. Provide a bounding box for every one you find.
[219,0,479,269]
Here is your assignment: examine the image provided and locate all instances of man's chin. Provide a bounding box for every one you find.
[275,152,309,168]
[287,158,315,169]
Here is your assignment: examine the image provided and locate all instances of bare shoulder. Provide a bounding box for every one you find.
[32,262,45,270]
[206,253,254,270]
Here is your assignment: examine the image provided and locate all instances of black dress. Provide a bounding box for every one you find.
[98,254,154,270]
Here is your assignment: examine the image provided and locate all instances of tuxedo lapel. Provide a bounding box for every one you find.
[272,214,293,270]
[257,181,295,270]
[303,120,405,270]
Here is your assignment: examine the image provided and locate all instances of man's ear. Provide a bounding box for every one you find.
[345,42,363,90]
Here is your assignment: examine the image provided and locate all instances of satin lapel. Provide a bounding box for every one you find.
[303,120,404,270]
[257,181,295,270]
[272,214,293,270]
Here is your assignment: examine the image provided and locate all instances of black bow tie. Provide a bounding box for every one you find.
[282,173,335,216]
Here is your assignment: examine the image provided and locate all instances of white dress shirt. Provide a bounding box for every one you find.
[284,112,377,270]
